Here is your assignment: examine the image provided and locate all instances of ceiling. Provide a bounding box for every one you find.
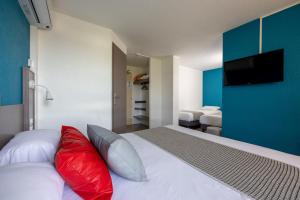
[127,54,149,68]
[53,0,298,70]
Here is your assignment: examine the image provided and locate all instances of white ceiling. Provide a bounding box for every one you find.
[127,54,149,68]
[53,0,298,70]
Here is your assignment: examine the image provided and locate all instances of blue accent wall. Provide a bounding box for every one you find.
[0,0,30,106]
[223,4,300,155]
[203,68,223,108]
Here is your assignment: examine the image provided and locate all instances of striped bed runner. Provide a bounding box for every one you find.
[134,127,300,200]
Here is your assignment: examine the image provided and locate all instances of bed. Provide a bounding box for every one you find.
[178,111,201,128]
[200,113,222,127]
[179,109,221,128]
[62,125,300,200]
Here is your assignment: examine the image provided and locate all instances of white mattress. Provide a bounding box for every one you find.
[63,125,300,200]
[179,109,221,121]
[200,114,222,127]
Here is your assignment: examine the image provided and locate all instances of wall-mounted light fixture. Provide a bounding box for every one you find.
[29,80,54,101]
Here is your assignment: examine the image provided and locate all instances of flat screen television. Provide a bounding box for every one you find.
[223,49,284,86]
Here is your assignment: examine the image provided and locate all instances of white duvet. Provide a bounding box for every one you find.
[63,125,300,200]
[0,163,64,200]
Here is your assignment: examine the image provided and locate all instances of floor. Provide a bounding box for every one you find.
[113,123,149,134]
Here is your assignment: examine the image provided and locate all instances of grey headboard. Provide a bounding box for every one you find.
[0,105,23,134]
[0,67,35,136]
[0,134,14,150]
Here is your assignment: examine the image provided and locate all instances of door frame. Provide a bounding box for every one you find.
[112,43,127,131]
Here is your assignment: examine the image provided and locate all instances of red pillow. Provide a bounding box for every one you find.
[55,126,113,200]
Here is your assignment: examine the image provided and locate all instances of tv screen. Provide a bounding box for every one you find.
[223,49,284,86]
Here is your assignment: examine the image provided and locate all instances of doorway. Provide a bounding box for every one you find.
[126,54,150,132]
[112,44,150,133]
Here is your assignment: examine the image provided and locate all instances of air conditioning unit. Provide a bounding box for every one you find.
[18,0,52,30]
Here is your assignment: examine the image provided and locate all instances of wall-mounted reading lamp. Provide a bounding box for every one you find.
[29,80,54,101]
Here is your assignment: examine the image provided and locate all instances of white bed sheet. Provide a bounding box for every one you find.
[200,114,222,127]
[63,125,300,200]
[197,109,221,115]
[179,109,221,121]
[62,185,81,200]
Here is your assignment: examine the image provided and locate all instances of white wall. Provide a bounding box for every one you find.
[35,12,126,133]
[179,66,203,110]
[161,56,174,126]
[172,56,180,125]
[149,56,178,128]
[111,31,127,54]
[30,26,39,73]
[149,58,162,128]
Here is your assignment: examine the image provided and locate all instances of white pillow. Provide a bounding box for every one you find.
[202,106,220,111]
[0,162,64,200]
[0,129,60,166]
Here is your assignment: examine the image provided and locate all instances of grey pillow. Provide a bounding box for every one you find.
[87,124,147,182]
